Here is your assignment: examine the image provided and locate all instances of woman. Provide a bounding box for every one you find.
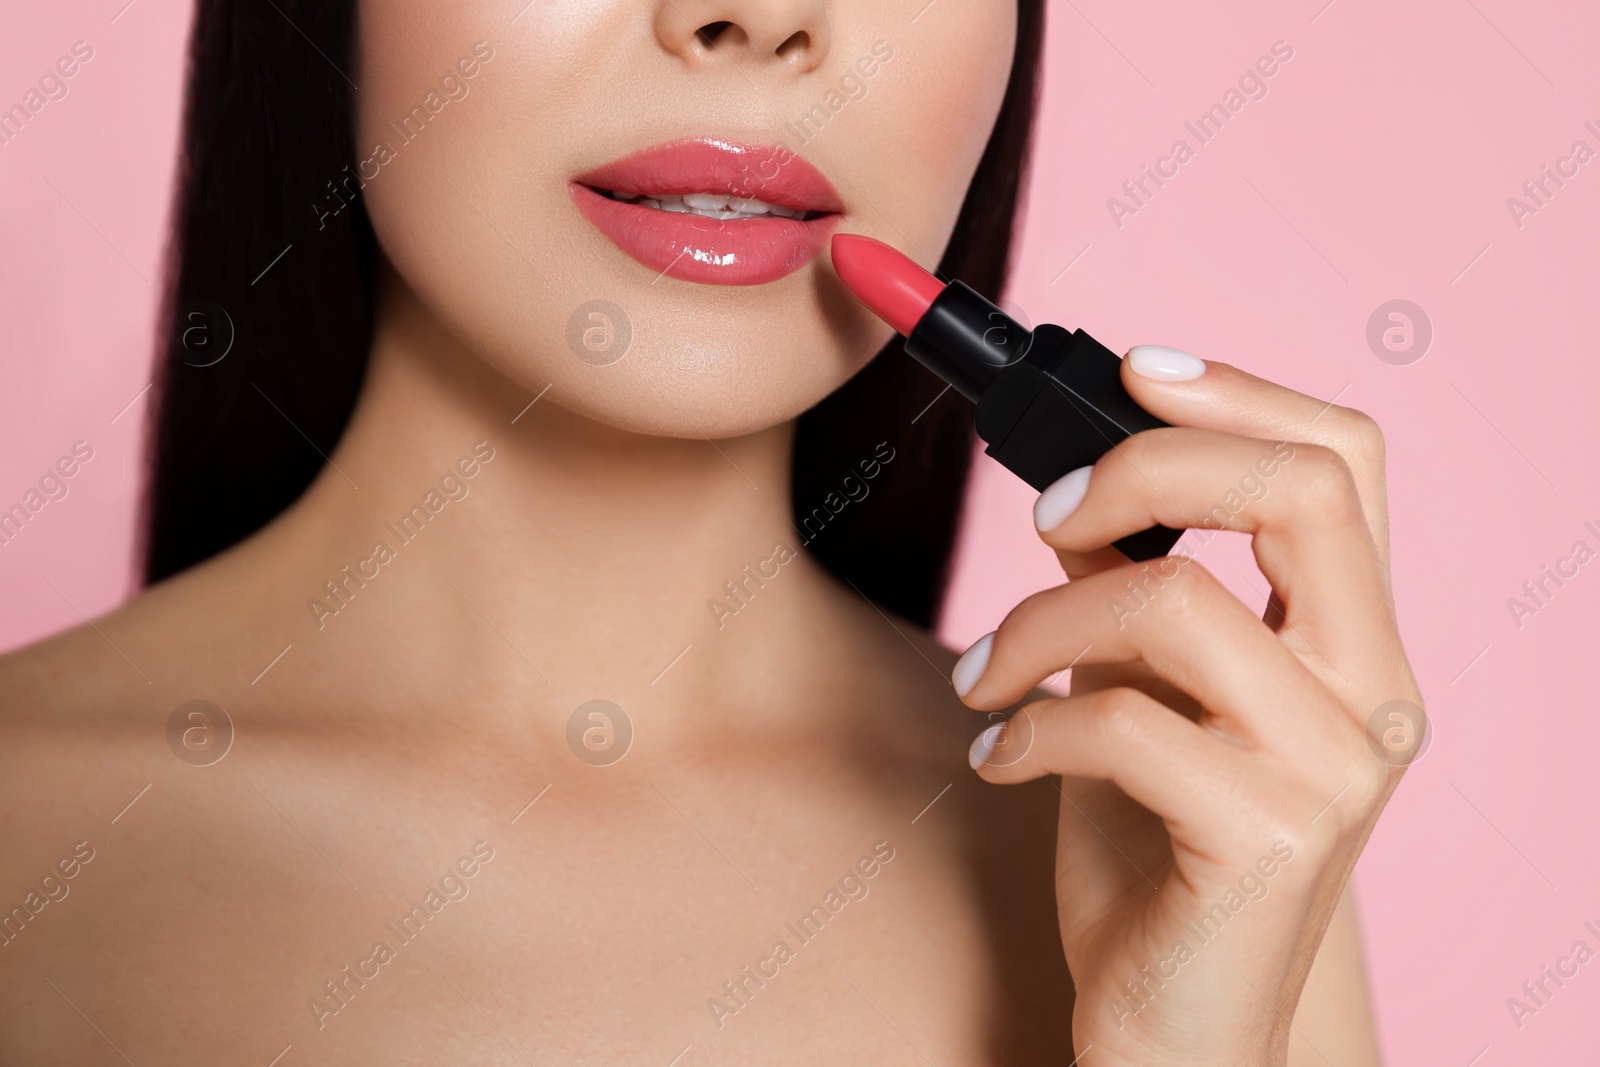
[0,0,1417,1062]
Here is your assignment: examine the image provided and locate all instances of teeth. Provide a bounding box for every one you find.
[681,192,732,211]
[607,189,808,220]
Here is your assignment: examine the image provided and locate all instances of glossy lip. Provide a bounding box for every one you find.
[570,138,843,286]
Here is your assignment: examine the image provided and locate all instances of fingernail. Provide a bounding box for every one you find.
[1034,465,1092,531]
[969,724,1002,770]
[952,632,994,698]
[1127,345,1206,381]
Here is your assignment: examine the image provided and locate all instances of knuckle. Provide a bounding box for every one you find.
[1230,798,1318,872]
[1355,718,1402,794]
[1353,752,1392,804]
[1090,687,1154,746]
[1264,823,1318,871]
[1324,407,1387,466]
[1287,443,1361,516]
[1336,730,1392,805]
[1129,556,1217,620]
[1098,554,1201,634]
[1304,724,1394,833]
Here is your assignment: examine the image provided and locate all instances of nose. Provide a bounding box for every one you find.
[653,0,833,74]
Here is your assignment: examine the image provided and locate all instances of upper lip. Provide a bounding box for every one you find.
[573,137,843,216]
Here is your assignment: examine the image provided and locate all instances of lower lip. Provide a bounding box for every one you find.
[568,183,838,286]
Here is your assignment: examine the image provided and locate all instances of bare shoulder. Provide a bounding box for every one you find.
[0,600,152,732]
[0,567,235,875]
[0,562,222,731]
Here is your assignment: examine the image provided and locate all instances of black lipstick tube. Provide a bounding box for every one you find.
[904,281,1184,562]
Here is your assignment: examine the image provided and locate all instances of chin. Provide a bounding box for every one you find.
[367,191,896,441]
[350,6,1006,442]
[496,294,894,441]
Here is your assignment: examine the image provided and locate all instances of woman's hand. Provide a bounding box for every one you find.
[952,346,1421,1067]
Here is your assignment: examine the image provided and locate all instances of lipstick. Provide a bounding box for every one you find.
[571,138,842,286]
[831,234,1183,561]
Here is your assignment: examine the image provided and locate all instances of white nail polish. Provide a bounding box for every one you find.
[1034,465,1092,531]
[952,632,994,698]
[1127,345,1206,381]
[969,724,1002,770]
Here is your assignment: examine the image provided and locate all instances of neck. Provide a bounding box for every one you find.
[253,268,840,738]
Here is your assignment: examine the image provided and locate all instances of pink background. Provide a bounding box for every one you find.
[3,1,1597,1062]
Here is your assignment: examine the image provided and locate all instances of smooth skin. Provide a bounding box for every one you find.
[962,350,1413,1066]
[0,1,1396,1063]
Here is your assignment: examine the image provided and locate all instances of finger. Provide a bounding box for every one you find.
[973,688,1247,847]
[954,561,1350,750]
[1046,543,1127,582]
[1032,427,1397,683]
[1028,460,1131,579]
[1116,349,1391,571]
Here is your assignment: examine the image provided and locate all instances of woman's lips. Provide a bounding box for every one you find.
[570,138,843,286]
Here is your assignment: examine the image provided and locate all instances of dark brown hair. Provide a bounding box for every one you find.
[144,0,1044,629]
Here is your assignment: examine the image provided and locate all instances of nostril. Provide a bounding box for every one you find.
[775,30,810,58]
[695,21,733,46]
